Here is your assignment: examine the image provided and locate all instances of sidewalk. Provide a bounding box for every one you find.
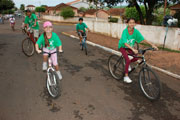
[66,31,180,75]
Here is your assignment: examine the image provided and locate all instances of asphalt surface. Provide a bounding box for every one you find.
[0,18,180,120]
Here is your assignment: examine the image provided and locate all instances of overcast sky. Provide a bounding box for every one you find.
[12,0,73,8]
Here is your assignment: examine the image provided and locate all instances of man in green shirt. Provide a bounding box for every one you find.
[24,10,40,41]
[76,17,90,44]
[118,18,158,83]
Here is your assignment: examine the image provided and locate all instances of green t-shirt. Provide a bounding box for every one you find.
[25,13,39,30]
[76,22,88,33]
[118,27,144,48]
[36,32,62,50]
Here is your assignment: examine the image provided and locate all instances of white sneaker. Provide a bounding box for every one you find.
[42,62,47,71]
[56,71,62,80]
[124,76,132,83]
[128,65,132,72]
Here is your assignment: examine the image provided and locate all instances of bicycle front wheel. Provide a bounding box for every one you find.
[108,55,125,80]
[46,69,61,98]
[84,43,88,55]
[139,66,161,101]
[22,38,35,57]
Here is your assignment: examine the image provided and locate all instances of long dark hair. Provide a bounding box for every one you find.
[44,32,49,47]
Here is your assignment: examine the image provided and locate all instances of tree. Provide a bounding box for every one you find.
[174,12,180,27]
[88,0,105,9]
[60,7,75,19]
[35,7,46,12]
[125,6,146,22]
[0,0,15,13]
[100,0,179,25]
[20,4,25,11]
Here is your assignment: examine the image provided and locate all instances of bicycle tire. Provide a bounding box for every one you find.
[12,26,15,31]
[139,66,161,101]
[81,43,83,51]
[46,69,61,98]
[84,43,88,55]
[22,37,35,57]
[108,55,125,80]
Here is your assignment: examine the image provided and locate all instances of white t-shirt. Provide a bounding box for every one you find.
[9,18,15,23]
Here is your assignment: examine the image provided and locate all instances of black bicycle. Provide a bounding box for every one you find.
[80,32,88,55]
[108,48,161,101]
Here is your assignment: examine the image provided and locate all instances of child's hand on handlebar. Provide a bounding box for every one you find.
[59,49,63,53]
[36,49,42,54]
[152,45,158,51]
[132,49,138,54]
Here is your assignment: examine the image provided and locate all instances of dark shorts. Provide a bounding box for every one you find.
[77,32,86,37]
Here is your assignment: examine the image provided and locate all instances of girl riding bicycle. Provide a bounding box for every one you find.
[35,21,63,80]
[118,18,158,83]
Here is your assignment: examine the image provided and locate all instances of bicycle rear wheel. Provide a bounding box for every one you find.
[46,69,61,98]
[22,37,35,57]
[139,66,161,100]
[108,55,125,80]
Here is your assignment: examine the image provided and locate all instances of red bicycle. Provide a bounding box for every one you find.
[22,27,36,57]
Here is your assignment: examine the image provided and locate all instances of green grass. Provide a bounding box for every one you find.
[139,43,180,53]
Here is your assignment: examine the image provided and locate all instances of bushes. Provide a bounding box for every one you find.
[152,8,170,26]
[2,9,14,14]
[60,7,75,19]
[79,7,87,12]
[109,17,118,23]
[35,7,46,12]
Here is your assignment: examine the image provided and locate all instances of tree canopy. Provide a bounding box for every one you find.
[94,0,179,25]
[20,4,25,11]
[0,0,15,13]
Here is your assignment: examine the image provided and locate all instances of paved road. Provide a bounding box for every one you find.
[0,18,180,120]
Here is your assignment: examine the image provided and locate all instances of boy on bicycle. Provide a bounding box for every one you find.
[118,18,158,83]
[76,17,90,44]
[24,10,39,42]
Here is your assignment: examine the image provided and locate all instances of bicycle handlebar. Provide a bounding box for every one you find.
[138,48,155,55]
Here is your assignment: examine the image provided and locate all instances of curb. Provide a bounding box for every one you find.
[61,32,180,80]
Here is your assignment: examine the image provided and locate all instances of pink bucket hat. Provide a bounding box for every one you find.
[43,21,53,28]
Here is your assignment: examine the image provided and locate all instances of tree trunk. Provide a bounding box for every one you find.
[133,0,145,24]
[145,0,156,25]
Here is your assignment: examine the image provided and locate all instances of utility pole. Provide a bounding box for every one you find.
[164,0,167,16]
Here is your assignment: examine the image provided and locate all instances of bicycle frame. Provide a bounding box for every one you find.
[82,36,86,46]
[44,51,57,86]
[26,28,36,44]
[47,58,57,86]
[127,47,155,75]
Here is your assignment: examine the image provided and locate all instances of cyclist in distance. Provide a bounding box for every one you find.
[118,18,158,83]
[9,16,15,29]
[76,17,90,45]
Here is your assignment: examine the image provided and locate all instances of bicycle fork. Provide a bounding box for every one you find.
[47,58,57,86]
